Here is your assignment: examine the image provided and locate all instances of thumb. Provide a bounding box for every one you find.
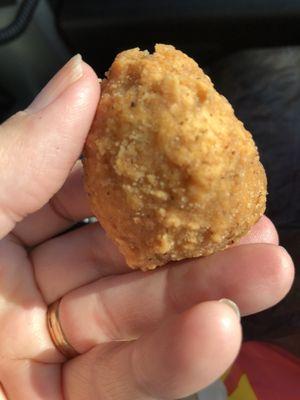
[0,55,100,239]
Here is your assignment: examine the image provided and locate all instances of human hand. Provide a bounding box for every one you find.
[0,55,294,399]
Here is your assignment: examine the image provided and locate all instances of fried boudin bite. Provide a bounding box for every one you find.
[84,44,267,270]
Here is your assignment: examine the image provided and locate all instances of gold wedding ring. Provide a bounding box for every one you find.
[47,298,79,359]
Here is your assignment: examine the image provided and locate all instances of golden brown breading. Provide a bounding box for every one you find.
[83,44,267,270]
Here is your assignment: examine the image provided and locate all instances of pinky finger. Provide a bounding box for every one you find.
[63,301,241,400]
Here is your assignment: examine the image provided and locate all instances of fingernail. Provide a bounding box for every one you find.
[28,54,83,113]
[219,298,240,320]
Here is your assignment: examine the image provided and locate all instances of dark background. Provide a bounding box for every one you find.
[1,0,300,118]
[0,0,299,350]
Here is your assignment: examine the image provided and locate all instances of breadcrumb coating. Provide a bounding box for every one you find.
[83,44,267,270]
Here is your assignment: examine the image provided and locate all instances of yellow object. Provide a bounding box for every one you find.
[228,374,258,400]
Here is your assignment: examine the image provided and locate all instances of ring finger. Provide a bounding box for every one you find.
[63,301,241,399]
[54,243,293,355]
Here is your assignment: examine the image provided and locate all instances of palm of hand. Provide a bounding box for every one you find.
[0,57,294,400]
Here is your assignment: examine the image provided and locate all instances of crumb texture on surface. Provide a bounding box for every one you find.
[84,44,267,270]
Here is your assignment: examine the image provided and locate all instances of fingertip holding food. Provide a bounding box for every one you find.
[84,44,267,270]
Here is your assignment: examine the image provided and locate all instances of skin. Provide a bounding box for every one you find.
[0,55,295,400]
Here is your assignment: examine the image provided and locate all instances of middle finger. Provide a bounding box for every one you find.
[32,215,278,303]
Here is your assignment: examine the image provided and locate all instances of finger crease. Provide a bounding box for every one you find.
[130,345,157,399]
[49,195,74,224]
[166,267,182,314]
[27,251,47,305]
[6,232,27,249]
[95,288,124,341]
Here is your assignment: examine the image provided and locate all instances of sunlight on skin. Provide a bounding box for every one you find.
[0,55,294,400]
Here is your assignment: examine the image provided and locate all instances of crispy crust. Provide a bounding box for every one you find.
[83,44,267,270]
